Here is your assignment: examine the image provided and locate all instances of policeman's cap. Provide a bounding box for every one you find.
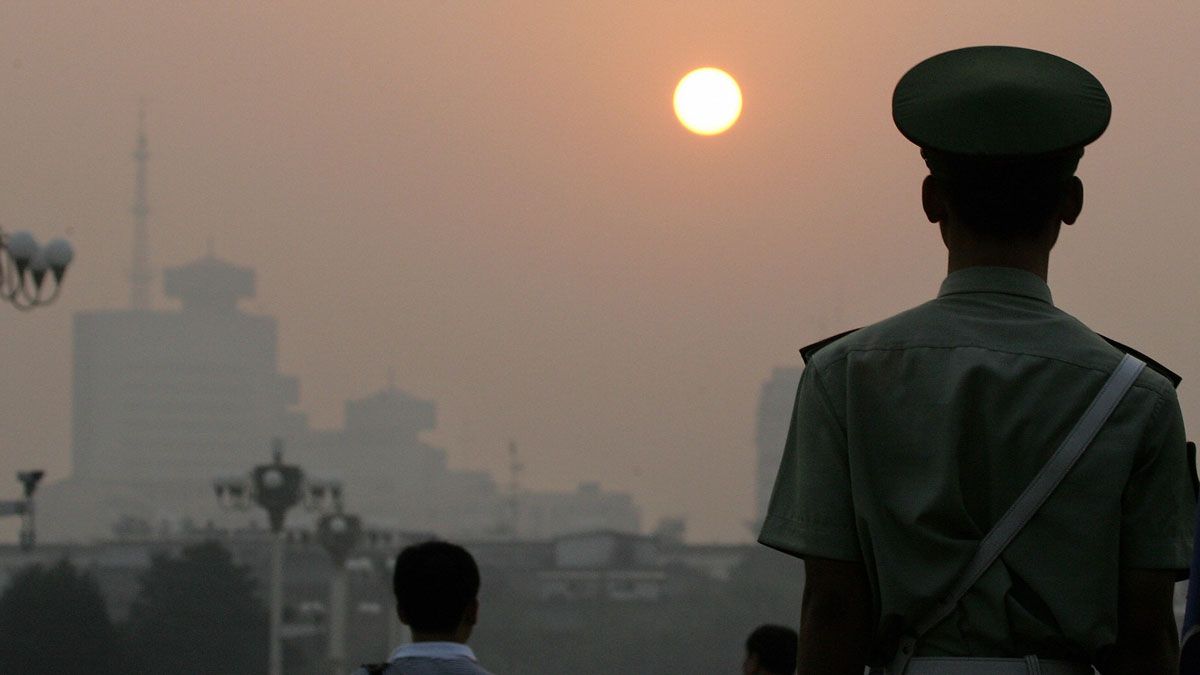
[893,46,1111,168]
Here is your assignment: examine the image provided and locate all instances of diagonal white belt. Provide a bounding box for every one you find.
[889,354,1145,674]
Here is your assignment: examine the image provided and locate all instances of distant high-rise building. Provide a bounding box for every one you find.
[72,254,302,484]
[754,367,802,529]
[39,254,305,540]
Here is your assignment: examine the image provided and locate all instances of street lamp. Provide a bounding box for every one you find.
[0,470,45,551]
[317,509,362,675]
[213,439,342,675]
[1,228,73,310]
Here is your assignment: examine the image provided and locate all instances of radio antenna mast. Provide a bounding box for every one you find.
[130,102,152,309]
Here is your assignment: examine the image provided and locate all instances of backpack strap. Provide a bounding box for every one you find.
[890,354,1146,673]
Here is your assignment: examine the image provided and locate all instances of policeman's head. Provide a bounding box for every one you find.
[393,540,481,641]
[919,151,1085,245]
[893,46,1108,248]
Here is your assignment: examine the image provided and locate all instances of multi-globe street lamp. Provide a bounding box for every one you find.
[317,508,362,675]
[1,228,73,310]
[0,471,45,551]
[213,439,342,675]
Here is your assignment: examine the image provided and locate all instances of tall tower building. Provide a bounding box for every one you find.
[754,367,802,529]
[129,106,152,309]
[38,254,305,541]
[71,255,302,485]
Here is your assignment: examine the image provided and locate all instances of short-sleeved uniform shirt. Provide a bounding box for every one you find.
[759,266,1194,661]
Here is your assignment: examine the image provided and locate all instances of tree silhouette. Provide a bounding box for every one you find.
[125,540,268,674]
[0,558,126,674]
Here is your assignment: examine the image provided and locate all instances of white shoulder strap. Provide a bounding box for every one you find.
[895,354,1145,665]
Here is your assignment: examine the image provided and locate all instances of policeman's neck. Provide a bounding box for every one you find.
[942,220,1060,282]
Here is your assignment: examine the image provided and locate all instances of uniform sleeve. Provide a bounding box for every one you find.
[1120,389,1195,570]
[757,363,861,561]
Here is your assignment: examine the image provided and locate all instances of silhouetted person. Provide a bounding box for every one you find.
[355,541,492,675]
[744,624,798,675]
[758,46,1193,674]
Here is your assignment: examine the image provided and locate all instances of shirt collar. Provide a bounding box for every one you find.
[389,641,478,663]
[937,266,1053,305]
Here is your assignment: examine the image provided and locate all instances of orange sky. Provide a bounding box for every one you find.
[1,2,1198,541]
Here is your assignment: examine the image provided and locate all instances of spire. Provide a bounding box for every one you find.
[130,102,152,309]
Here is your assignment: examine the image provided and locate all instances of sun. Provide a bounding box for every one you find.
[674,67,742,136]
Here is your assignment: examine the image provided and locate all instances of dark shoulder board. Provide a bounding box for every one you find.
[1099,335,1182,389]
[799,328,861,365]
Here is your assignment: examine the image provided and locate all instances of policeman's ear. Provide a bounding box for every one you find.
[1059,176,1083,225]
[922,175,947,224]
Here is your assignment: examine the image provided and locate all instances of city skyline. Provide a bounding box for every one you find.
[42,246,641,543]
[3,3,1199,541]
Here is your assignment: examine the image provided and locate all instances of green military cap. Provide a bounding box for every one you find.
[893,46,1111,167]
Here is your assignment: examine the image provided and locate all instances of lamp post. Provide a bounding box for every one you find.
[213,439,342,675]
[0,470,44,550]
[317,509,362,675]
[1,228,73,310]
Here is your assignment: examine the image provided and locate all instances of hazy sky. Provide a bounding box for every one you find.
[1,3,1198,542]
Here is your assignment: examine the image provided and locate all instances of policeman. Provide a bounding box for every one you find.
[758,46,1193,674]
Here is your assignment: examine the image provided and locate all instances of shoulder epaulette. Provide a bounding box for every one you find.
[1099,335,1181,389]
[799,328,861,365]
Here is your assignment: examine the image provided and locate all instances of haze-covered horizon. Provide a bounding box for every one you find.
[2,3,1199,542]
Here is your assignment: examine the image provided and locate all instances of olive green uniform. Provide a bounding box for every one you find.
[758,266,1193,661]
